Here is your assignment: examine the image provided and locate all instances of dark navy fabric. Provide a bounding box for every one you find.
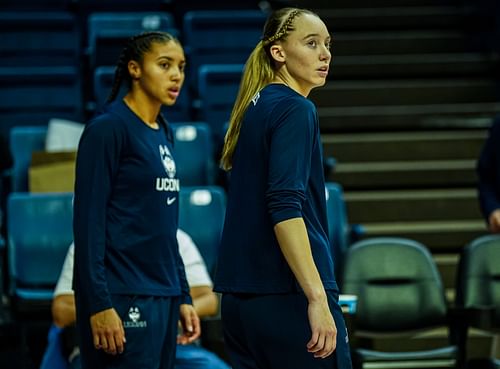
[214,83,337,294]
[73,100,191,317]
[477,116,500,222]
[76,294,180,369]
[221,291,352,369]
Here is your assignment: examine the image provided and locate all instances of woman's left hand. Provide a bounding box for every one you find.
[177,304,201,345]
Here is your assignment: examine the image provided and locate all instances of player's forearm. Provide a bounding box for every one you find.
[52,294,77,328]
[274,217,327,303]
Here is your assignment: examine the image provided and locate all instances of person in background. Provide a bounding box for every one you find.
[477,115,500,233]
[72,31,200,369]
[40,229,230,369]
[214,7,352,369]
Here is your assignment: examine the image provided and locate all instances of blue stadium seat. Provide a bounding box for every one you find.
[9,126,47,193]
[93,65,191,121]
[171,123,215,186]
[79,0,167,12]
[182,10,266,93]
[179,186,226,277]
[1,0,70,10]
[197,64,244,145]
[325,182,350,278]
[325,182,364,283]
[0,66,83,149]
[7,192,73,314]
[0,12,79,67]
[87,12,177,69]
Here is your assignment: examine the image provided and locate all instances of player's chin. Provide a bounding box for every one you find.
[162,96,178,106]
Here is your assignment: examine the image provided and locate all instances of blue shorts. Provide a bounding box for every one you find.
[76,294,180,369]
[221,291,353,369]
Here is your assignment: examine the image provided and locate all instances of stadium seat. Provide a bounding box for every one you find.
[0,11,80,67]
[197,64,244,145]
[171,123,215,186]
[1,0,70,10]
[87,12,177,69]
[9,126,48,193]
[325,182,364,283]
[455,234,500,368]
[342,237,459,369]
[178,186,226,278]
[182,10,266,92]
[93,65,191,121]
[7,192,73,315]
[0,66,83,151]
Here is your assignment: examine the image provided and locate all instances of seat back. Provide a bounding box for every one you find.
[342,237,448,332]
[87,12,177,69]
[0,66,83,145]
[7,193,73,300]
[197,64,244,144]
[182,10,265,92]
[179,186,226,277]
[93,65,191,122]
[10,126,48,192]
[325,182,350,280]
[456,234,500,326]
[171,123,215,186]
[0,11,79,67]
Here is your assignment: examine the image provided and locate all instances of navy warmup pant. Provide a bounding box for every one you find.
[221,291,352,369]
[76,295,180,369]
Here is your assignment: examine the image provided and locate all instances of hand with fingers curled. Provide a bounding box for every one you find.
[307,297,337,359]
[177,303,201,345]
[90,308,126,355]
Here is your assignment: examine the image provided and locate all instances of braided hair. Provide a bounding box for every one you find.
[106,31,180,144]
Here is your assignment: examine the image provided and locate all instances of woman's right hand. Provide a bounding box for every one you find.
[489,209,500,233]
[306,297,337,359]
[90,308,126,355]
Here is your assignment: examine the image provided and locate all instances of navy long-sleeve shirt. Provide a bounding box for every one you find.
[477,116,500,222]
[73,100,191,316]
[214,84,338,294]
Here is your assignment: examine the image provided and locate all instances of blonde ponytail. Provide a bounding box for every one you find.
[220,41,274,171]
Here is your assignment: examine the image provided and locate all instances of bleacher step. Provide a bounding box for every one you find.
[317,6,463,30]
[357,219,487,252]
[344,188,482,222]
[323,130,487,161]
[334,30,470,55]
[311,78,498,107]
[331,53,500,79]
[318,102,500,132]
[331,159,477,189]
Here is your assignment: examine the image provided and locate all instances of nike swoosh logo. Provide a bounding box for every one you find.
[167,197,176,205]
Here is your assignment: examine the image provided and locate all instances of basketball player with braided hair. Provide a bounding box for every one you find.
[73,31,200,369]
[214,8,352,369]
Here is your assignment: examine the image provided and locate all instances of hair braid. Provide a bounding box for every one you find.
[262,9,300,46]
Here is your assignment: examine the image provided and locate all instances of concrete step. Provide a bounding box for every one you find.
[330,53,500,79]
[434,253,460,290]
[344,188,483,222]
[330,159,477,189]
[318,102,500,132]
[333,30,471,55]
[357,219,487,253]
[307,0,458,8]
[310,79,499,107]
[317,6,463,31]
[322,130,487,162]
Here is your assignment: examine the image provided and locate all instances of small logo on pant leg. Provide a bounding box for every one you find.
[123,306,147,328]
